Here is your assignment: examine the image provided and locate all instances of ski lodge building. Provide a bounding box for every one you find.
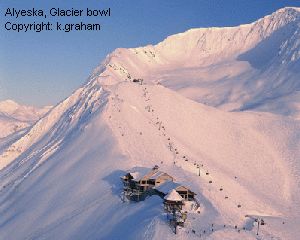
[121,166,196,202]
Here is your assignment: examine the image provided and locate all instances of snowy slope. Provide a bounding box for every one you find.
[92,7,300,118]
[154,7,300,118]
[0,114,28,138]
[0,100,51,138]
[0,7,300,240]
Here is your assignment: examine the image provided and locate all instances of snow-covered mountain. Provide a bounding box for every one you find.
[92,7,300,118]
[0,7,299,240]
[0,100,51,138]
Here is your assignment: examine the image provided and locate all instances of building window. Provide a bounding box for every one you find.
[148,179,155,185]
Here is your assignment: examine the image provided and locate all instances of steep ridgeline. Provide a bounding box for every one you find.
[0,80,105,170]
[92,7,300,117]
[0,7,300,240]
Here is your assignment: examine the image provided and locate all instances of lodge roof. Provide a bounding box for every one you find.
[129,168,151,181]
[149,171,168,179]
[164,189,183,202]
[126,166,170,182]
[155,180,181,194]
[155,180,196,195]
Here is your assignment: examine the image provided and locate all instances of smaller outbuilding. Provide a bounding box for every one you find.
[164,189,184,212]
[132,78,144,85]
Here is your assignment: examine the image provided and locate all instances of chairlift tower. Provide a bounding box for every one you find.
[255,218,265,235]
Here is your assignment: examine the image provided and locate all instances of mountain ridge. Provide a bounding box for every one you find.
[89,6,300,117]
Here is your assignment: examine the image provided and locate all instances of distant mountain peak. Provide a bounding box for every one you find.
[0,99,52,138]
[0,99,19,106]
[0,99,20,112]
